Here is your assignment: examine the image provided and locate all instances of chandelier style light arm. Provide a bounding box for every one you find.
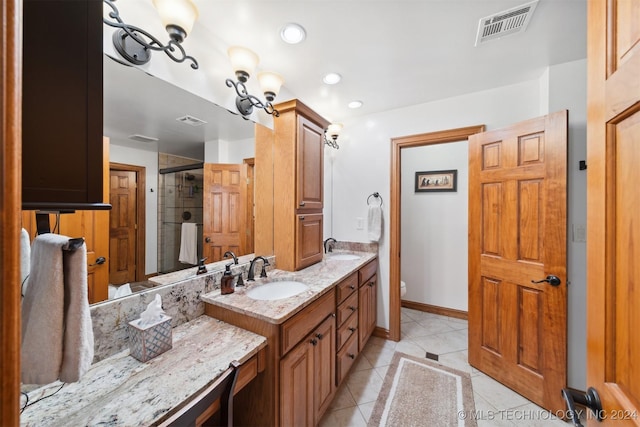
[324,134,340,149]
[225,79,280,117]
[103,0,198,69]
[324,123,343,149]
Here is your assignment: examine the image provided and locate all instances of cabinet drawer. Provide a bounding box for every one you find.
[336,291,358,327]
[281,289,335,355]
[336,313,358,350]
[358,259,378,286]
[336,272,358,304]
[336,332,359,386]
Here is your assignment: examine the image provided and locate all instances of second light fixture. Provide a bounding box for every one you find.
[226,46,284,117]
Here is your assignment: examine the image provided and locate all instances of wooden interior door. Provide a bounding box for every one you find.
[203,164,246,263]
[109,169,137,285]
[21,210,110,303]
[586,0,640,424]
[468,111,568,412]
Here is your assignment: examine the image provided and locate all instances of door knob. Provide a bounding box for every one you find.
[205,237,211,243]
[562,387,603,426]
[89,256,106,266]
[531,275,561,286]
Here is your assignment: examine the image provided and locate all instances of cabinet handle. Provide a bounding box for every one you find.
[315,333,324,340]
[368,282,375,287]
[348,327,356,333]
[310,338,318,346]
[348,354,355,360]
[300,216,305,220]
[349,285,355,290]
[300,201,305,206]
[348,306,356,312]
[331,313,336,318]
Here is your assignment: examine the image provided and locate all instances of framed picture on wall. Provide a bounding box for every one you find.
[415,169,457,192]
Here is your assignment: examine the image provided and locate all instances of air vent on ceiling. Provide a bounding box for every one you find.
[176,115,207,126]
[475,0,538,46]
[128,134,159,143]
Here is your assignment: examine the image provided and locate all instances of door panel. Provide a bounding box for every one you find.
[203,164,246,263]
[469,111,567,412]
[587,0,640,424]
[109,170,137,285]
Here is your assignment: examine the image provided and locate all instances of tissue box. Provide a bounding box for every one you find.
[128,315,172,362]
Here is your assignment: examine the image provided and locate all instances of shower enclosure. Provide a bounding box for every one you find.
[158,163,204,274]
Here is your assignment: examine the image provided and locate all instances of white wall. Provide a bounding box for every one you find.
[204,138,255,164]
[109,143,159,276]
[400,142,468,311]
[546,59,588,390]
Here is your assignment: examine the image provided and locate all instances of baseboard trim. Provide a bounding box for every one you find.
[401,300,468,320]
[373,327,390,340]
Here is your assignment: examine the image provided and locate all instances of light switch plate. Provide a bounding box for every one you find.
[356,217,364,230]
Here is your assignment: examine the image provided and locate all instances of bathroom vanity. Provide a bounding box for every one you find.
[202,249,379,426]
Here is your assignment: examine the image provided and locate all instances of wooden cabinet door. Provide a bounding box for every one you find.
[296,115,324,211]
[296,213,323,270]
[359,274,377,350]
[313,316,336,425]
[280,338,314,427]
[22,0,104,208]
[586,0,640,423]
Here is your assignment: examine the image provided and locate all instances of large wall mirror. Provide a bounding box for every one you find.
[102,54,268,302]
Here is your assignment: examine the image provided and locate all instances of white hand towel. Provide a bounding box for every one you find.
[179,223,199,265]
[368,205,383,242]
[21,234,94,384]
[20,228,31,294]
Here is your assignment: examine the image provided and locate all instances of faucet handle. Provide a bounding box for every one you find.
[236,273,245,287]
[260,265,268,278]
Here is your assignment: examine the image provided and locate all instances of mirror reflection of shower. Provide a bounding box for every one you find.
[158,156,204,274]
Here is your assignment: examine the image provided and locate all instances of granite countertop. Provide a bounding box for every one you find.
[201,250,378,324]
[20,316,267,426]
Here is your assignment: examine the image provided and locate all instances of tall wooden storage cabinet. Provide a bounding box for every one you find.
[271,100,329,271]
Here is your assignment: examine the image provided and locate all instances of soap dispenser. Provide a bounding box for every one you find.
[221,263,235,295]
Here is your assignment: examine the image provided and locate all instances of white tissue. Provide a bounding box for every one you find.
[139,294,166,327]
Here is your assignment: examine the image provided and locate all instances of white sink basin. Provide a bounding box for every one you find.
[327,253,360,261]
[246,281,309,301]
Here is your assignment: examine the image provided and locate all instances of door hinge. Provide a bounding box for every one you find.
[134,223,138,230]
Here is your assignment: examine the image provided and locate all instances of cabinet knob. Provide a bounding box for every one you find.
[310,338,318,346]
[348,327,356,333]
[300,201,306,206]
[315,333,324,340]
[348,354,355,360]
[368,281,375,287]
[349,285,355,290]
[348,306,356,312]
[300,216,305,220]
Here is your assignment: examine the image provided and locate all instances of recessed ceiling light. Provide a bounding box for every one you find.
[323,73,341,85]
[348,100,363,109]
[280,23,306,44]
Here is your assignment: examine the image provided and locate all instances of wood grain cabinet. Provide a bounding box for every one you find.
[358,260,378,350]
[22,0,106,209]
[271,99,329,271]
[335,273,359,385]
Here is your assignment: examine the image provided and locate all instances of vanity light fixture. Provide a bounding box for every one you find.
[324,123,343,149]
[103,0,199,69]
[225,46,283,117]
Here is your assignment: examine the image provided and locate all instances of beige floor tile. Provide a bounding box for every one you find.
[357,401,376,423]
[472,373,532,411]
[411,328,468,355]
[345,368,384,405]
[402,318,456,338]
[438,349,473,374]
[329,383,357,411]
[473,393,516,427]
[508,402,568,426]
[361,344,396,368]
[393,339,427,359]
[319,405,367,427]
[445,316,469,330]
[351,353,373,372]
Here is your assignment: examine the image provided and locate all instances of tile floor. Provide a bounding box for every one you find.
[319,307,571,427]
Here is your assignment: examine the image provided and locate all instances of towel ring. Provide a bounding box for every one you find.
[367,192,383,207]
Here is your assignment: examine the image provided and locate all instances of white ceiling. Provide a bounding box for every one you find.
[104,0,586,158]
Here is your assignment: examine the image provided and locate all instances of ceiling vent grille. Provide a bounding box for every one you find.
[128,134,159,143]
[475,0,538,46]
[176,115,207,126]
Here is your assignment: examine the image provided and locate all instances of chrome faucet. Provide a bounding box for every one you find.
[223,251,238,265]
[247,256,270,281]
[324,237,337,253]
